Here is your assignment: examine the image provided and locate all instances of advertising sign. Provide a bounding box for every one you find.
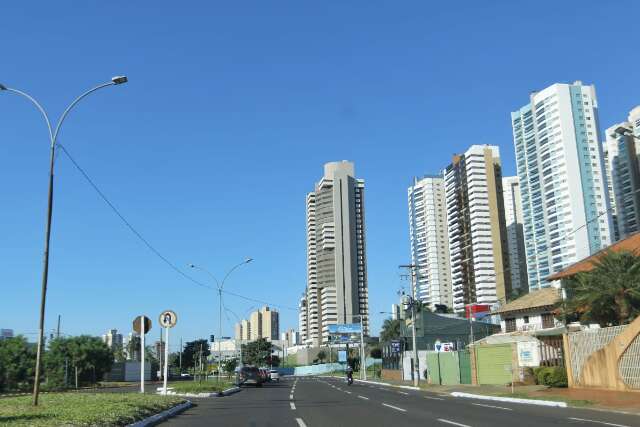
[517,341,540,367]
[328,323,362,334]
[390,340,401,354]
[338,350,347,363]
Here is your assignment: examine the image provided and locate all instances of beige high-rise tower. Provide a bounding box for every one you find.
[299,161,369,346]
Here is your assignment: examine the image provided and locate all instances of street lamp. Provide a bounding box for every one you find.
[399,264,420,387]
[1,76,128,406]
[189,258,252,381]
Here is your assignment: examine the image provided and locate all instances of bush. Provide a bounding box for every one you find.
[533,366,567,388]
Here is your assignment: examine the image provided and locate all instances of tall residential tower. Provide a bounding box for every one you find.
[445,145,511,313]
[408,176,452,308]
[502,176,528,294]
[511,81,613,291]
[300,161,369,346]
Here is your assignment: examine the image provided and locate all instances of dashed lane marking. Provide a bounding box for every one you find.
[397,391,409,395]
[437,419,470,427]
[382,403,407,412]
[568,418,631,427]
[424,396,445,401]
[296,418,307,427]
[290,402,296,410]
[472,403,512,411]
[358,395,369,400]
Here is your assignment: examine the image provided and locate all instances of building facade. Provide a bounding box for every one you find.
[502,176,528,295]
[260,306,279,341]
[0,329,14,340]
[240,319,251,341]
[407,176,452,308]
[102,329,123,351]
[281,328,300,348]
[512,82,613,291]
[603,106,640,241]
[235,306,279,341]
[300,161,369,346]
[444,145,511,313]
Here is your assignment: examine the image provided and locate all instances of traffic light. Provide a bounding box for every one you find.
[210,335,215,342]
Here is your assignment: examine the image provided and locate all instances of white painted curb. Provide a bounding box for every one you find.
[158,386,241,398]
[353,379,420,391]
[450,392,567,408]
[127,400,193,427]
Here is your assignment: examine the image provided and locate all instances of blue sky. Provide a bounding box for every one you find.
[1,1,639,347]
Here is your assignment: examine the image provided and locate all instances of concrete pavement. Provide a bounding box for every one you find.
[161,375,640,427]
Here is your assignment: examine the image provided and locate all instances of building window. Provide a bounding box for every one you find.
[505,318,516,332]
[523,316,530,324]
[542,313,554,329]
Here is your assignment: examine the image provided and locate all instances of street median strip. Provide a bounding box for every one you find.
[159,386,241,398]
[127,400,193,427]
[450,392,567,408]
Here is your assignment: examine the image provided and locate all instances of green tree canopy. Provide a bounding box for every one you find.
[0,336,36,392]
[45,336,114,388]
[563,250,640,326]
[242,338,273,366]
[316,350,326,363]
[380,318,402,343]
[180,339,210,369]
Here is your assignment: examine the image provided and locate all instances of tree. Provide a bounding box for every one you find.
[222,358,238,375]
[316,350,327,363]
[112,345,126,363]
[45,336,114,388]
[380,318,402,343]
[126,335,141,361]
[242,338,273,366]
[563,250,640,326]
[180,339,210,370]
[0,336,36,392]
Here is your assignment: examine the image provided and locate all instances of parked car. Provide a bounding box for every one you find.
[269,369,280,382]
[237,366,263,387]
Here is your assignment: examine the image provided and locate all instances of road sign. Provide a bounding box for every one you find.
[390,340,401,353]
[159,310,178,328]
[132,316,152,334]
[328,323,361,334]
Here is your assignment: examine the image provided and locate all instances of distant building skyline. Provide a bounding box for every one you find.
[234,306,280,341]
[101,329,123,351]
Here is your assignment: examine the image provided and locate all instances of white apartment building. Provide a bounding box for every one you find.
[511,81,613,291]
[300,161,369,346]
[407,176,452,308]
[603,106,640,241]
[445,145,511,313]
[102,329,123,351]
[502,176,528,294]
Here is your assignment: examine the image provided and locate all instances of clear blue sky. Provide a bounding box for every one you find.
[1,1,639,347]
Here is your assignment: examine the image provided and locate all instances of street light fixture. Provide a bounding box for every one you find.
[189,258,253,381]
[1,76,128,406]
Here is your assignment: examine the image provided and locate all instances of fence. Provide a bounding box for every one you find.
[424,350,472,385]
[538,336,564,367]
[565,317,640,391]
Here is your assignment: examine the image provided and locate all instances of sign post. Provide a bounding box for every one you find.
[159,310,178,395]
[132,315,152,393]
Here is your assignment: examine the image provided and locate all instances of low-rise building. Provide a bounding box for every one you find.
[492,287,562,334]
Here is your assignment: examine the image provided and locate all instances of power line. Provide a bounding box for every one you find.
[57,144,296,311]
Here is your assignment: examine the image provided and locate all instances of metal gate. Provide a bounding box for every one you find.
[475,344,513,385]
[458,350,472,384]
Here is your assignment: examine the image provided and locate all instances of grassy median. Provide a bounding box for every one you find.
[167,379,235,394]
[0,393,185,426]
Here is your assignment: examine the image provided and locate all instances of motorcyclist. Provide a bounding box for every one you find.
[345,365,354,385]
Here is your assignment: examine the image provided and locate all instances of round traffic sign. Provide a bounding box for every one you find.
[159,310,178,328]
[132,315,152,334]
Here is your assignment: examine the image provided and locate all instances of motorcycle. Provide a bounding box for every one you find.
[346,372,354,386]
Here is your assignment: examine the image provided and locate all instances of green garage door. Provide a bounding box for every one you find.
[476,344,513,385]
[439,352,460,385]
[459,350,472,384]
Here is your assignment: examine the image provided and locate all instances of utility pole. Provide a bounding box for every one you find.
[56,315,61,339]
[400,264,420,387]
[179,338,182,373]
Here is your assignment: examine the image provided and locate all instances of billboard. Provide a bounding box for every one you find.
[338,350,348,362]
[328,323,362,334]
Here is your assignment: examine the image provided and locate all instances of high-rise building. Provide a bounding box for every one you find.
[234,323,243,341]
[408,176,452,308]
[101,329,123,351]
[502,176,528,294]
[298,293,308,344]
[445,145,511,313]
[249,310,262,340]
[603,106,640,241]
[391,304,400,321]
[300,161,369,346]
[260,306,279,341]
[512,81,613,291]
[0,329,14,340]
[281,328,300,347]
[240,319,251,341]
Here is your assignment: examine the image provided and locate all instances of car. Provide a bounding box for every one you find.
[237,366,263,387]
[259,368,270,382]
[269,369,280,382]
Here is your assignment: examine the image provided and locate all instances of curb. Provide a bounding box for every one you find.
[127,400,193,427]
[450,391,567,408]
[158,386,241,398]
[353,379,420,391]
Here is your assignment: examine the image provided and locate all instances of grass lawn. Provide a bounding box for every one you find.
[0,393,185,426]
[167,379,235,394]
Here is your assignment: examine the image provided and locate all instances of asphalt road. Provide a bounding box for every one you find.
[162,376,640,427]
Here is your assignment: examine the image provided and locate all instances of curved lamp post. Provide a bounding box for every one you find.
[0,76,128,405]
[189,258,252,380]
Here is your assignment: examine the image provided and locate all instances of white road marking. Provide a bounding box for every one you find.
[290,402,296,410]
[345,391,352,394]
[296,418,307,427]
[382,403,407,412]
[424,396,445,401]
[397,391,409,395]
[289,394,294,400]
[358,395,369,400]
[568,418,631,427]
[437,419,471,427]
[472,403,512,411]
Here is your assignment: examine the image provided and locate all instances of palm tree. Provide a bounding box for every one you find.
[564,250,640,326]
[380,318,402,343]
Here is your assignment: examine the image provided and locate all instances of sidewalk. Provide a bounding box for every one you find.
[374,376,640,414]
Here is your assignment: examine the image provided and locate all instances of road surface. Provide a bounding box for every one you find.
[162,376,639,427]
